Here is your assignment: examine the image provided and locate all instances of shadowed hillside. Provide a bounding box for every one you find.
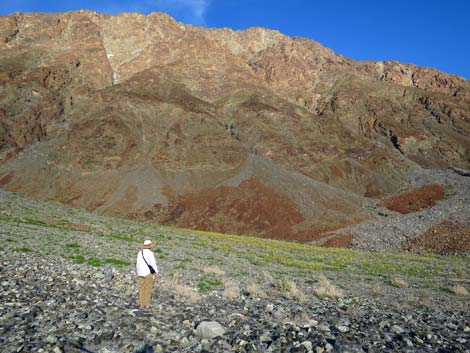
[0,11,469,241]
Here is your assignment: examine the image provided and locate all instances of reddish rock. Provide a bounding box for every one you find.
[0,11,469,242]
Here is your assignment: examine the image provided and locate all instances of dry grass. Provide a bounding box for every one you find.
[275,276,305,302]
[450,285,469,296]
[201,266,226,276]
[370,283,384,297]
[246,282,267,298]
[391,276,409,288]
[314,275,344,299]
[222,279,240,300]
[161,277,201,303]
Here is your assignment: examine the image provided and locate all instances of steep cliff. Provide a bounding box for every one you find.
[1,11,469,241]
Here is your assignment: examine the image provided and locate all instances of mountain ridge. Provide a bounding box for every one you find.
[0,10,469,242]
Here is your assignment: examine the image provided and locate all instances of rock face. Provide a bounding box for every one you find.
[0,11,469,241]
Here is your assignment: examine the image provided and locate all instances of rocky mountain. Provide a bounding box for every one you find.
[0,11,469,242]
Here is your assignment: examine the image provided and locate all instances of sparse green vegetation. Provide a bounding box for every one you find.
[65,243,81,249]
[275,276,294,293]
[69,255,85,264]
[12,247,32,253]
[197,276,223,292]
[1,188,469,308]
[87,257,104,267]
[86,257,129,267]
[104,258,130,267]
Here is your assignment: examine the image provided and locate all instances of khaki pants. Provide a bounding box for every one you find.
[139,274,153,307]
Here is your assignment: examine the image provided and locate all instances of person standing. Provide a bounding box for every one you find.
[136,240,159,309]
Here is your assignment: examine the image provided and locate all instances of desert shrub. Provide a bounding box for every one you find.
[162,277,201,303]
[275,276,305,301]
[314,275,344,299]
[222,279,240,300]
[202,266,225,276]
[370,283,384,296]
[275,276,294,293]
[246,282,267,298]
[174,284,201,302]
[450,285,469,296]
[391,276,409,288]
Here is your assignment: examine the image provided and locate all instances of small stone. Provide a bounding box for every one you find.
[150,326,158,334]
[404,338,413,347]
[315,347,324,353]
[447,323,458,331]
[53,348,62,353]
[336,325,349,333]
[464,326,470,332]
[201,338,210,349]
[260,333,272,342]
[196,321,225,339]
[94,273,105,280]
[272,310,285,319]
[239,339,248,346]
[154,344,163,352]
[325,343,334,351]
[391,325,404,334]
[379,320,389,329]
[301,341,313,351]
[78,323,92,331]
[265,303,274,312]
[308,319,318,327]
[46,335,58,344]
[183,320,191,328]
[318,324,330,332]
[105,271,114,281]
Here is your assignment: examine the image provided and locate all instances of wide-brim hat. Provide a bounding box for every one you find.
[143,240,156,248]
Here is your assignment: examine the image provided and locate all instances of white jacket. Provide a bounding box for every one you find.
[136,249,158,276]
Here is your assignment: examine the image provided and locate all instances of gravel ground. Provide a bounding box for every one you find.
[1,252,469,353]
[1,180,469,352]
[348,168,470,252]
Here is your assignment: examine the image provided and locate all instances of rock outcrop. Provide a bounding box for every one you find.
[0,11,469,241]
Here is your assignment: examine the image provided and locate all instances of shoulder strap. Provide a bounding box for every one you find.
[141,249,150,266]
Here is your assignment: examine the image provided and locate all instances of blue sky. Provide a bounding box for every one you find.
[1,0,469,79]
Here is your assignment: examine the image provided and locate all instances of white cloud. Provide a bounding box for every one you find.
[0,0,212,26]
[143,0,211,25]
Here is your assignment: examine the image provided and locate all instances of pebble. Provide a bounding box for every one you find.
[196,321,225,339]
[301,341,313,351]
[46,335,57,344]
[391,325,404,334]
